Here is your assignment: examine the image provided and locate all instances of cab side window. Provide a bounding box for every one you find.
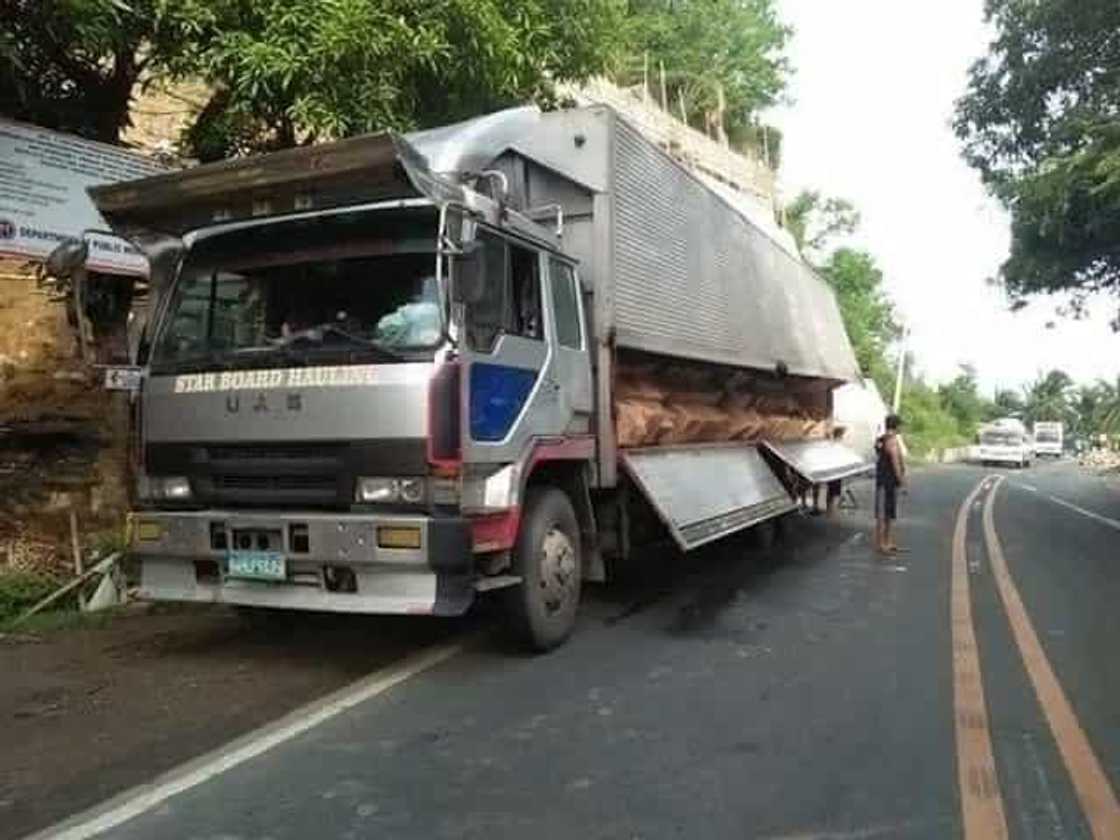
[465,233,543,351]
[466,231,509,352]
[510,244,542,341]
[549,260,582,349]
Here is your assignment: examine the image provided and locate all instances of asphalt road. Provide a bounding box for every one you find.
[28,461,1120,840]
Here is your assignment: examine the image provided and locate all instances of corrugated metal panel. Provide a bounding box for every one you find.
[761,440,870,484]
[610,118,859,382]
[622,445,796,550]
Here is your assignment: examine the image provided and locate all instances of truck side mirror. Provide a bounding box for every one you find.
[45,238,89,278]
[452,240,485,305]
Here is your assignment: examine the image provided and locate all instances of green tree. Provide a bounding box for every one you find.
[1,0,627,156]
[899,377,966,456]
[783,190,860,258]
[1022,369,1075,427]
[176,0,628,159]
[954,0,1120,321]
[1073,379,1120,437]
[0,0,202,143]
[938,365,994,438]
[993,389,1025,418]
[818,248,900,378]
[621,0,790,145]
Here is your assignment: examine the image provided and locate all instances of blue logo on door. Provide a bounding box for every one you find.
[469,363,538,441]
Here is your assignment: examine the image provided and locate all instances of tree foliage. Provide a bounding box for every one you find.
[954,0,1120,319]
[993,389,1025,418]
[176,0,628,159]
[1021,369,1075,427]
[1,0,627,156]
[818,248,899,378]
[784,190,860,258]
[900,378,968,455]
[937,365,996,438]
[1,0,796,162]
[1073,379,1120,436]
[783,191,896,379]
[621,0,790,143]
[0,0,200,143]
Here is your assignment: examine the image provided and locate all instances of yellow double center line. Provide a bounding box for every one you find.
[952,475,1120,838]
[951,478,1007,837]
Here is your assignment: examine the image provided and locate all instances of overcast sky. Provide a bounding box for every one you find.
[769,0,1120,395]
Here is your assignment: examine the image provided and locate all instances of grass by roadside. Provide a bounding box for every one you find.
[1,605,129,638]
[0,569,68,628]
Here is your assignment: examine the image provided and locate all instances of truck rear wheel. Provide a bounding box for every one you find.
[505,486,582,651]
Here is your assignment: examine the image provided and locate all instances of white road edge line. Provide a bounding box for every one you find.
[1045,494,1120,532]
[25,639,466,840]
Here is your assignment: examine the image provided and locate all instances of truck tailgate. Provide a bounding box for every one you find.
[761,440,870,484]
[622,444,796,551]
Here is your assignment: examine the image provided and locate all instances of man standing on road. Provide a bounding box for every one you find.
[874,414,906,555]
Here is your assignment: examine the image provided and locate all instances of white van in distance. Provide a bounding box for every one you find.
[974,418,1033,468]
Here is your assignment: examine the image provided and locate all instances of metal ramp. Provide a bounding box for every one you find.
[621,444,796,551]
[760,440,870,484]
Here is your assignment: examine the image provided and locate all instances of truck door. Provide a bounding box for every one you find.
[458,229,568,465]
[545,258,593,430]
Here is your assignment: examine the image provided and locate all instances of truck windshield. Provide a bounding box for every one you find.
[150,209,442,373]
[1036,430,1059,442]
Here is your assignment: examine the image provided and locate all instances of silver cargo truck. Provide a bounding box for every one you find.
[76,106,866,649]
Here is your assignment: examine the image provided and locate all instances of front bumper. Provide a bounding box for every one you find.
[129,509,473,616]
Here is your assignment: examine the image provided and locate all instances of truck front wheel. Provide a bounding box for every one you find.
[505,486,582,651]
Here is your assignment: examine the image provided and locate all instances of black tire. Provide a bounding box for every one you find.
[504,486,582,651]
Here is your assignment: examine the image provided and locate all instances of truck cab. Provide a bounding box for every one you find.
[81,124,596,649]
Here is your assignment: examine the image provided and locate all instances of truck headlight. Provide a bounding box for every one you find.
[398,477,425,504]
[159,476,193,500]
[355,477,426,504]
[138,474,192,501]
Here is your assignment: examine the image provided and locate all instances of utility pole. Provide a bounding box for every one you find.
[892,326,910,414]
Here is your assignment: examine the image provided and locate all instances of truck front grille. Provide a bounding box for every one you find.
[198,443,345,508]
[145,439,429,510]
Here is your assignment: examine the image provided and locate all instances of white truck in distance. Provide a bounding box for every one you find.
[1033,421,1063,458]
[975,418,1033,468]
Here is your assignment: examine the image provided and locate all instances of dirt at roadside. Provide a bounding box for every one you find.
[0,605,464,840]
[0,260,130,580]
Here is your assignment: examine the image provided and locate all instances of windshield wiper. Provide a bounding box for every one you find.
[151,350,238,375]
[272,323,408,362]
[228,344,310,365]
